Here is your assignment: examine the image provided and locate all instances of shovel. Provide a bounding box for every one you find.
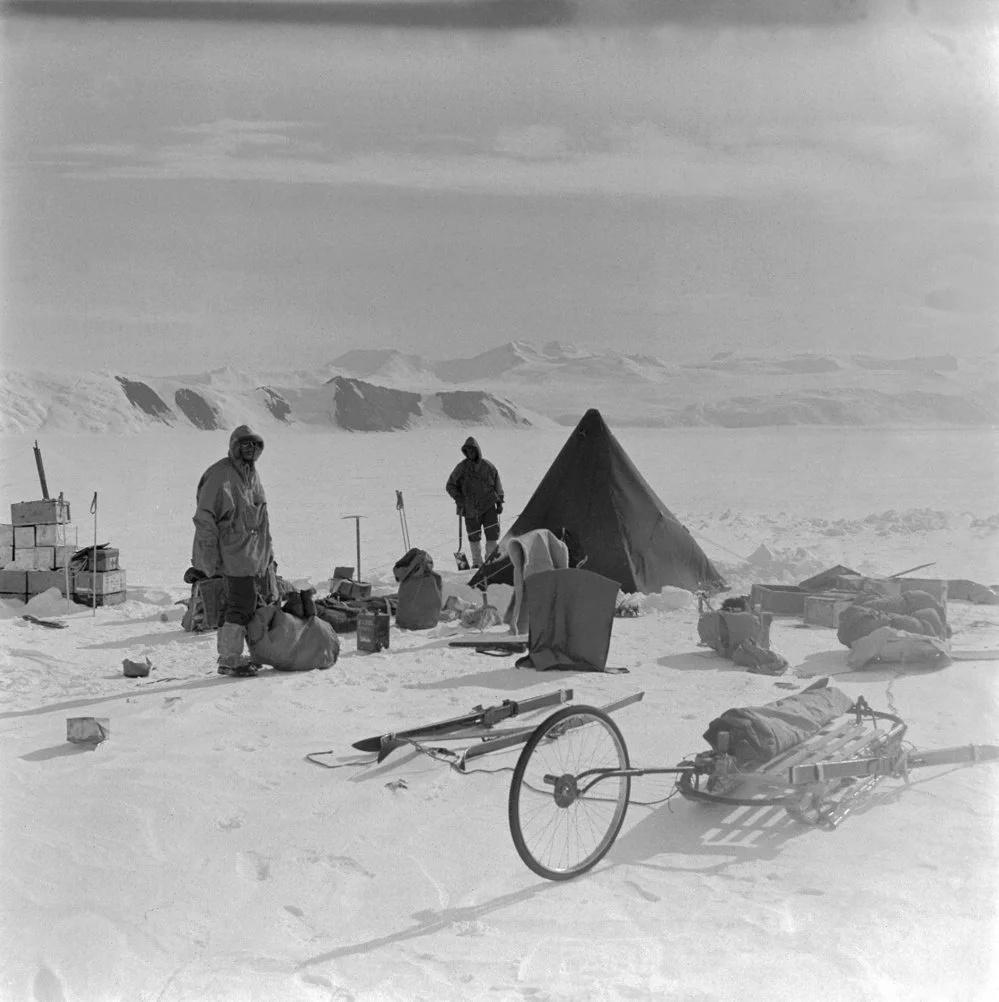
[455,517,470,571]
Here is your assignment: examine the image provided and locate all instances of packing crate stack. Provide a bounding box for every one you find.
[0,498,127,606]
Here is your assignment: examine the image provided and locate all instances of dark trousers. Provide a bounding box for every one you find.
[224,576,258,626]
[464,507,500,543]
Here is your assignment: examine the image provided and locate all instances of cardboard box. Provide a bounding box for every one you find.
[0,545,13,569]
[13,526,35,549]
[0,524,13,547]
[35,523,75,547]
[11,499,71,526]
[74,569,126,595]
[11,547,56,571]
[803,592,856,629]
[72,589,127,607]
[749,583,806,616]
[27,570,69,597]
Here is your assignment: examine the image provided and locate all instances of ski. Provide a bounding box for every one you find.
[457,690,645,770]
[352,688,574,761]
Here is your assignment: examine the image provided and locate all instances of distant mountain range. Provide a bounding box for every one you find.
[1,341,996,433]
[328,341,999,428]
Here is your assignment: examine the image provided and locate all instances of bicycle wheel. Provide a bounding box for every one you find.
[508,706,631,881]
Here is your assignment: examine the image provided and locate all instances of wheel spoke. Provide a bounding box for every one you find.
[509,707,631,880]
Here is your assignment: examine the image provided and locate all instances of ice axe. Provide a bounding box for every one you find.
[455,516,470,571]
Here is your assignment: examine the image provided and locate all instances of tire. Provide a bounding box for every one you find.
[508,706,631,881]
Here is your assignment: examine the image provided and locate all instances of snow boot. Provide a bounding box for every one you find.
[217,621,254,674]
[469,539,483,568]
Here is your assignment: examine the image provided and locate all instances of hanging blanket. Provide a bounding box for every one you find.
[514,568,621,672]
[702,684,854,769]
[504,529,571,635]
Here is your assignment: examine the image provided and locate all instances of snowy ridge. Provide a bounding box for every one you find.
[0,369,546,434]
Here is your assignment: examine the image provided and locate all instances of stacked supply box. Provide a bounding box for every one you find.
[2,499,77,602]
[0,498,127,605]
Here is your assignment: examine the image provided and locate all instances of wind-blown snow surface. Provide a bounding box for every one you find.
[1,427,998,1002]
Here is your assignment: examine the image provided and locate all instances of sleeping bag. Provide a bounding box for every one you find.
[246,604,340,671]
[702,684,854,769]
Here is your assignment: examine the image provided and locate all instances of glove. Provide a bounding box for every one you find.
[456,505,464,517]
[495,501,504,515]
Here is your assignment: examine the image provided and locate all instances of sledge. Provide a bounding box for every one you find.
[506,682,999,881]
[22,614,67,629]
[351,688,574,762]
[448,634,528,656]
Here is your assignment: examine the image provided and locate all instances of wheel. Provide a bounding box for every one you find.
[508,706,631,880]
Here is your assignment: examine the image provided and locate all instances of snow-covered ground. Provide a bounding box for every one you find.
[1,426,998,1001]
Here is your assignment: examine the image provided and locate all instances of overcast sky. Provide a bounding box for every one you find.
[1,0,996,374]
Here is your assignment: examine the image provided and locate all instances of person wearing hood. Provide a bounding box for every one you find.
[192,425,278,672]
[445,436,504,568]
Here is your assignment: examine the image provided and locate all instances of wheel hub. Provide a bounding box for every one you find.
[552,774,579,808]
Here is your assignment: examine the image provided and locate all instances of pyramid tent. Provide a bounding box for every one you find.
[468,409,726,594]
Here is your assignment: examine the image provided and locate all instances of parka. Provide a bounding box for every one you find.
[445,436,504,518]
[192,425,274,579]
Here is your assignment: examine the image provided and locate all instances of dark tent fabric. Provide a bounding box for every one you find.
[468,409,726,595]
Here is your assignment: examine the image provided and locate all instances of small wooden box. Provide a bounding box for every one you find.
[28,570,69,597]
[88,548,119,572]
[803,592,856,629]
[0,546,13,569]
[11,499,71,526]
[35,523,75,547]
[13,547,56,571]
[13,526,35,549]
[0,524,13,547]
[331,579,372,601]
[750,584,806,616]
[74,569,126,594]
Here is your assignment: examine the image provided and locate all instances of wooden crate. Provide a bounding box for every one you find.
[53,546,76,569]
[74,569,126,595]
[11,499,71,526]
[0,524,13,547]
[88,548,119,572]
[0,569,28,602]
[0,545,13,569]
[803,592,856,629]
[72,590,127,607]
[749,583,806,616]
[14,526,35,549]
[28,570,69,597]
[35,523,75,547]
[11,547,56,571]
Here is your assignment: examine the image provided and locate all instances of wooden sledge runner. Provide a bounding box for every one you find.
[506,688,999,880]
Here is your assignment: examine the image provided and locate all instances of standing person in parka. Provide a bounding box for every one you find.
[446,436,504,568]
[192,425,278,672]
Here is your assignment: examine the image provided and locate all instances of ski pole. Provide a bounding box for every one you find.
[342,515,364,581]
[396,490,410,551]
[90,492,98,616]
